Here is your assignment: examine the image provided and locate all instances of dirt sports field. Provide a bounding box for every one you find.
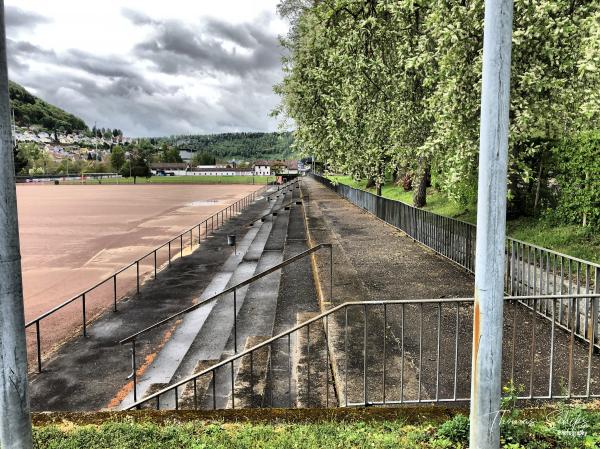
[17,183,262,366]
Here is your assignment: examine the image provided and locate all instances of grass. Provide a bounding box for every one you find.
[328,175,600,264]
[60,175,276,185]
[31,404,600,448]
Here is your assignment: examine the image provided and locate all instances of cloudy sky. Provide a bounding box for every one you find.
[5,1,290,136]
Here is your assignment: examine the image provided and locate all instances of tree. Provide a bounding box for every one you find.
[160,145,183,163]
[110,145,126,172]
[13,145,28,175]
[121,149,151,184]
[191,152,216,165]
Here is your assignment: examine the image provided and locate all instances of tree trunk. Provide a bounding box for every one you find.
[366,177,376,189]
[413,162,430,208]
[376,183,382,196]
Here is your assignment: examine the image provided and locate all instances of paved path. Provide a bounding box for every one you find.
[301,177,600,405]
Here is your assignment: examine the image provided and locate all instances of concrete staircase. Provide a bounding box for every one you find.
[118,182,317,410]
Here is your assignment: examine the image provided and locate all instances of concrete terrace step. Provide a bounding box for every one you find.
[187,205,292,410]
[118,193,286,409]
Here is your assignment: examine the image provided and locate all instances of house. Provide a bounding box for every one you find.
[253,160,299,176]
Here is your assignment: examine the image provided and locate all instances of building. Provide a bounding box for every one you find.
[253,160,299,176]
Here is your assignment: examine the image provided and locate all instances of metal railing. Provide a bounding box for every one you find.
[120,242,333,404]
[312,174,600,349]
[26,185,269,373]
[125,293,600,410]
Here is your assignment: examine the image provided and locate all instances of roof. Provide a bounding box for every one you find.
[253,160,299,169]
[150,163,189,170]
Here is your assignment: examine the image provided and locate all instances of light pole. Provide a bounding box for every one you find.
[0,1,34,447]
[469,0,514,448]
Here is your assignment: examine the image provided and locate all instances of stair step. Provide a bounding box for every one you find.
[227,336,271,409]
[294,312,337,408]
[118,197,282,409]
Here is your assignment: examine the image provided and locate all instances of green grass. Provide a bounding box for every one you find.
[328,175,600,264]
[31,405,600,448]
[61,175,276,185]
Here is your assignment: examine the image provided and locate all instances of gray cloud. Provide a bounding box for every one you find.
[6,6,287,136]
[5,6,51,30]
[127,13,284,78]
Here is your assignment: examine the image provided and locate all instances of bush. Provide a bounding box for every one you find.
[551,132,600,229]
[436,414,469,445]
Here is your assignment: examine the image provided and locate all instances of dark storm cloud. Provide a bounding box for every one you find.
[5,6,51,30]
[7,6,286,136]
[125,12,283,78]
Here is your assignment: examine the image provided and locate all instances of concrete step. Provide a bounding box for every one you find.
[137,199,292,410]
[226,336,271,409]
[118,194,285,409]
[292,312,337,408]
[190,207,292,410]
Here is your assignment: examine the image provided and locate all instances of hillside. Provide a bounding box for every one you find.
[9,81,88,132]
[162,132,295,161]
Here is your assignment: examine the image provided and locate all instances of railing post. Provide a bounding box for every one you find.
[330,245,333,303]
[113,275,118,312]
[233,289,238,354]
[131,340,138,406]
[136,261,140,294]
[35,321,42,373]
[154,251,157,279]
[82,293,87,337]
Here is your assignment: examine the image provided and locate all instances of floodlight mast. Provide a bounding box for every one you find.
[0,1,34,448]
[470,0,514,448]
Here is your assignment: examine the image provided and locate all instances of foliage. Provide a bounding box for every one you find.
[29,407,600,448]
[110,146,126,172]
[191,151,216,166]
[161,132,295,161]
[551,132,600,229]
[436,414,469,445]
[159,145,183,163]
[276,0,600,212]
[9,81,87,132]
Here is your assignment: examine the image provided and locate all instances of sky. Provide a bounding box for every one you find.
[5,1,290,137]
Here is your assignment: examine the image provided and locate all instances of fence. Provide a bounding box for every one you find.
[125,293,600,410]
[312,174,600,350]
[26,184,269,373]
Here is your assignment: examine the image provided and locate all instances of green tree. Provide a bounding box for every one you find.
[191,152,216,165]
[111,146,126,172]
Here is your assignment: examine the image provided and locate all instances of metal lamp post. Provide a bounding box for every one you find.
[469,0,514,448]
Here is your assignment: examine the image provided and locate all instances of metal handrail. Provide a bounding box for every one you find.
[26,184,268,373]
[126,293,600,410]
[120,243,332,345]
[245,200,303,228]
[120,242,332,404]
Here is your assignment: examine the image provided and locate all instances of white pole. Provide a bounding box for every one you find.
[0,1,34,448]
[470,0,513,448]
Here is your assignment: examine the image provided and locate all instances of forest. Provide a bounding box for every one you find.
[160,132,295,161]
[9,81,88,133]
[275,0,600,230]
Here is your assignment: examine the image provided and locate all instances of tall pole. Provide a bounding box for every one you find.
[469,0,513,448]
[0,2,34,448]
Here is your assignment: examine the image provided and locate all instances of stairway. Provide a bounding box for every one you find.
[118,183,300,409]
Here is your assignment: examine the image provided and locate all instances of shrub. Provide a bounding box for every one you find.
[436,414,469,445]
